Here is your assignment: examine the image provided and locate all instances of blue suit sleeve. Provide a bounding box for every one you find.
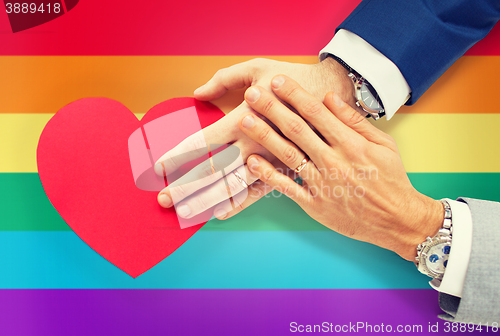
[337,0,500,104]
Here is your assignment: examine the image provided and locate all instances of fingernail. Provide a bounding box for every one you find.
[333,93,345,107]
[214,208,227,220]
[158,192,172,207]
[241,115,255,129]
[245,87,260,103]
[176,204,191,218]
[271,76,285,88]
[248,157,260,169]
[194,85,205,95]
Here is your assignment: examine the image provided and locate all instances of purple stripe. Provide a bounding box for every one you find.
[0,289,475,335]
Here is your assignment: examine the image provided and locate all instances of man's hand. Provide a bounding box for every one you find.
[155,58,356,221]
[193,57,355,108]
[240,75,444,261]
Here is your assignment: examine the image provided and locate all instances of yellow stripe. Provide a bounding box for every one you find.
[373,113,500,172]
[2,113,499,173]
[0,56,498,115]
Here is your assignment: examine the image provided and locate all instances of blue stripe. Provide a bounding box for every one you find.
[0,231,428,289]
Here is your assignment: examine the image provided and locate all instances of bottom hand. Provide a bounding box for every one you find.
[155,57,355,220]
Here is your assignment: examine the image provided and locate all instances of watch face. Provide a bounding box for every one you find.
[425,243,451,275]
[360,81,384,112]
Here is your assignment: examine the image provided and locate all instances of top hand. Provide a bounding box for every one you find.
[154,58,357,221]
[240,75,444,261]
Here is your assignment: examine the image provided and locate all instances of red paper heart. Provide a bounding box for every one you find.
[37,97,224,277]
[4,0,79,33]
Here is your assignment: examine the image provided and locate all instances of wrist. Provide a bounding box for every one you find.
[314,57,366,116]
[312,58,358,109]
[394,193,444,261]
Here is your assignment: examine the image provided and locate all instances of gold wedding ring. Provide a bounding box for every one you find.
[233,170,249,188]
[294,157,309,173]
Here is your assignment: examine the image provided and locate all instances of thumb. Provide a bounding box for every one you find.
[324,92,395,148]
[194,61,254,101]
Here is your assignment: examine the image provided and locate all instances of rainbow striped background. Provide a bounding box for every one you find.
[1,0,499,334]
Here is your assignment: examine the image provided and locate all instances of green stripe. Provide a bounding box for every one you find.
[1,173,67,230]
[1,173,500,231]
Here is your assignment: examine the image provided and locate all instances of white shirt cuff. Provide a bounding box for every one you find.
[319,29,411,120]
[429,199,473,298]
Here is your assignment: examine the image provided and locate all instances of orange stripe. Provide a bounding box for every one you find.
[0,56,313,115]
[400,56,500,114]
[0,56,498,115]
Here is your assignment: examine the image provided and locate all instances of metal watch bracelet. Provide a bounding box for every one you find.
[415,199,453,280]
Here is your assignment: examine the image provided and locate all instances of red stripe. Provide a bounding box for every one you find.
[0,0,498,56]
[1,0,497,56]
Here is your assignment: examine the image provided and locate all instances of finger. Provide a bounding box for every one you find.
[213,157,308,220]
[246,155,311,207]
[214,157,300,219]
[154,120,235,177]
[213,179,273,220]
[243,86,329,163]
[160,144,245,208]
[324,92,397,149]
[173,165,258,219]
[268,75,361,146]
[238,112,320,181]
[194,61,256,101]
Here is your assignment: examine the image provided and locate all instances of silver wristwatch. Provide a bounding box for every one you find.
[328,55,385,120]
[415,199,453,281]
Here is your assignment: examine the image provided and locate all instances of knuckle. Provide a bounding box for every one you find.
[322,153,337,169]
[164,154,177,171]
[384,134,399,151]
[246,59,265,82]
[282,146,299,166]
[248,58,263,69]
[184,133,207,154]
[386,134,397,144]
[226,176,241,196]
[199,162,214,178]
[257,127,272,143]
[285,119,304,137]
[214,68,225,79]
[194,135,207,151]
[347,110,365,127]
[261,168,274,182]
[337,134,351,148]
[301,99,323,117]
[279,182,291,197]
[171,184,188,201]
[261,98,275,116]
[282,85,301,102]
